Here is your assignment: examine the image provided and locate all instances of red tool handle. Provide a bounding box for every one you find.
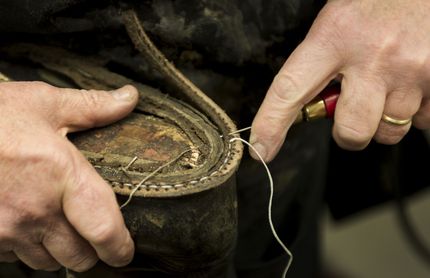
[297,83,340,123]
[320,83,340,119]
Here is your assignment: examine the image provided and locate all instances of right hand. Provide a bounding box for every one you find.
[0,81,138,272]
[250,0,430,162]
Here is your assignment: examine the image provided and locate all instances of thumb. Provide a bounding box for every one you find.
[56,85,138,133]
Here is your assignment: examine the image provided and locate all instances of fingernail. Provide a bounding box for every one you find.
[249,132,258,145]
[111,87,132,102]
[249,133,267,161]
[251,142,267,161]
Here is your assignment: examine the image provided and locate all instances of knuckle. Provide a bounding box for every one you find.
[375,38,428,77]
[57,89,108,128]
[6,147,70,225]
[16,208,44,223]
[67,253,98,272]
[334,122,373,150]
[382,43,422,74]
[24,139,71,178]
[374,126,408,145]
[13,203,54,227]
[273,73,299,96]
[378,35,400,54]
[270,73,304,106]
[374,134,402,145]
[11,197,52,226]
[81,90,104,108]
[70,173,112,211]
[314,2,338,24]
[88,221,119,247]
[313,1,352,36]
[78,90,107,125]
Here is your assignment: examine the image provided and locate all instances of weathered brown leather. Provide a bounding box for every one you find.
[0,19,243,274]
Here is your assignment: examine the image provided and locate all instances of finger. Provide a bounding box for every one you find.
[14,244,61,271]
[413,98,430,129]
[0,252,18,263]
[56,85,138,134]
[332,71,386,150]
[62,144,134,267]
[42,216,98,272]
[374,88,421,144]
[250,33,341,161]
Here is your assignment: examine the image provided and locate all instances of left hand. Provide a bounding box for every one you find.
[0,82,138,271]
[250,0,430,162]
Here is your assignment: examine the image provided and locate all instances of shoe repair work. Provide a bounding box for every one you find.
[1,1,430,278]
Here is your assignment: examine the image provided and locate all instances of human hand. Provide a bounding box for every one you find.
[0,81,138,271]
[250,0,430,162]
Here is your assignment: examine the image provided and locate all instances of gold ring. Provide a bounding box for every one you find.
[381,114,412,126]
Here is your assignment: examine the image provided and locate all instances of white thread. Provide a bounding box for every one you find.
[122,156,138,171]
[119,147,197,209]
[230,137,293,278]
[220,126,252,138]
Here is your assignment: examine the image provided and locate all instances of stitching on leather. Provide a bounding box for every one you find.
[108,141,233,191]
[115,10,243,193]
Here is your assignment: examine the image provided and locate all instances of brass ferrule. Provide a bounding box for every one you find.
[303,98,326,122]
